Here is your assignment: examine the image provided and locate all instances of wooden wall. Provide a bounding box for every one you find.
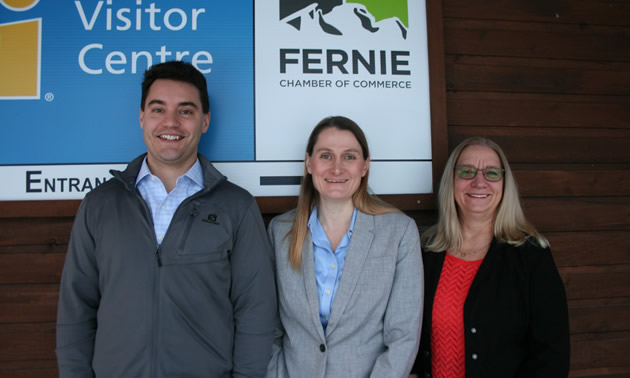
[1,0,629,376]
[439,0,630,376]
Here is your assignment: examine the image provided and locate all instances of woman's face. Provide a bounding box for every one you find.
[454,145,504,220]
[306,127,369,205]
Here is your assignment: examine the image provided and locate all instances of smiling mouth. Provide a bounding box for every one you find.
[326,179,348,183]
[159,135,183,141]
[468,194,489,198]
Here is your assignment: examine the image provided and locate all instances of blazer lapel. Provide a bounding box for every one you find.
[301,231,327,340]
[325,211,375,337]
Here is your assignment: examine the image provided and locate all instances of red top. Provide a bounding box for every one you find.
[431,253,483,378]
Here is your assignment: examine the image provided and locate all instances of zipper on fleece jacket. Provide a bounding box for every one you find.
[156,247,162,267]
[151,248,161,378]
[129,187,162,376]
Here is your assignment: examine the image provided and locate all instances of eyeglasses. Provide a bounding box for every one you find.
[455,165,504,182]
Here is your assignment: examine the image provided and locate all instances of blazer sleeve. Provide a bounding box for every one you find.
[56,198,99,378]
[230,199,278,378]
[370,217,424,378]
[518,244,570,377]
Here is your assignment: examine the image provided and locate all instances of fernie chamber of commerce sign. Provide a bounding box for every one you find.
[0,0,432,200]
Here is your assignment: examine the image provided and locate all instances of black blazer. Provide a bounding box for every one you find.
[412,238,570,378]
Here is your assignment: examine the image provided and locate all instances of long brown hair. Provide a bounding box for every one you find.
[287,116,399,269]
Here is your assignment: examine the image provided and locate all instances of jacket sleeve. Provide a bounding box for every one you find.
[265,216,285,378]
[56,198,99,378]
[370,217,424,378]
[230,199,278,378]
[518,245,570,377]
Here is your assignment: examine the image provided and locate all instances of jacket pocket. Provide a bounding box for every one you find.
[172,207,232,263]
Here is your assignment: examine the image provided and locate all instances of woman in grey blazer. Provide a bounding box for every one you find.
[266,116,424,378]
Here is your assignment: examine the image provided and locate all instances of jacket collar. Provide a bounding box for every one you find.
[110,153,226,194]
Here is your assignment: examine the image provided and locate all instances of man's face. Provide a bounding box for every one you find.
[140,79,210,173]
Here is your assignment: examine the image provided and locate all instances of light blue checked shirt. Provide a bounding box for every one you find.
[136,158,204,245]
[308,205,357,330]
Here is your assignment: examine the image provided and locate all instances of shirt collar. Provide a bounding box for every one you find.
[135,157,204,188]
[308,205,358,236]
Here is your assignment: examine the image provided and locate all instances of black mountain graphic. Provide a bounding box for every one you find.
[279,0,406,39]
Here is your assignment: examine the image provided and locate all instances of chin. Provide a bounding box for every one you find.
[321,193,353,202]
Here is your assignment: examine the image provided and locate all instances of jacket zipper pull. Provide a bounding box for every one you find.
[156,248,162,267]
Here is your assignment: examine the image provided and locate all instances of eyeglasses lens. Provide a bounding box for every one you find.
[455,166,503,182]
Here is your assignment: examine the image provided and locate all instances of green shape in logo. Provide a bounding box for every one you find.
[347,0,408,29]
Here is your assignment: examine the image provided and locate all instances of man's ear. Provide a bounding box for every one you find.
[201,112,210,133]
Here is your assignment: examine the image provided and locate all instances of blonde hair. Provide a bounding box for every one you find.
[423,137,548,252]
[287,116,399,269]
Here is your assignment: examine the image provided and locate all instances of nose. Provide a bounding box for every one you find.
[471,170,487,187]
[163,110,179,127]
[332,158,342,174]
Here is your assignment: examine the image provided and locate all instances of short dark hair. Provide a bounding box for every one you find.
[140,61,210,114]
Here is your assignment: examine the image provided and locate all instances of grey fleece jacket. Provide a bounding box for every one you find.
[56,154,277,377]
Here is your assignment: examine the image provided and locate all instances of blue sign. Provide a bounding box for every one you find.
[1,0,254,164]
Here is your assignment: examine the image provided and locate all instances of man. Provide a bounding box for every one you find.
[56,61,276,377]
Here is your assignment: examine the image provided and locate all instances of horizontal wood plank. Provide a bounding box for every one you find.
[570,368,630,378]
[449,127,630,164]
[0,323,56,362]
[547,231,630,267]
[569,297,630,335]
[512,164,630,197]
[0,218,73,247]
[560,265,630,300]
[0,285,58,324]
[0,201,80,219]
[445,19,630,62]
[445,55,630,96]
[447,92,630,129]
[444,0,630,26]
[570,331,630,371]
[0,244,67,256]
[0,253,65,284]
[522,197,630,232]
[0,360,58,378]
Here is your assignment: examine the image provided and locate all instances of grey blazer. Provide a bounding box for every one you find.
[266,209,424,378]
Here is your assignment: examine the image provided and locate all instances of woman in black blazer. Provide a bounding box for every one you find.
[411,137,570,378]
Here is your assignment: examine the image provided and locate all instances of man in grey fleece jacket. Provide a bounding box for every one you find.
[56,61,277,377]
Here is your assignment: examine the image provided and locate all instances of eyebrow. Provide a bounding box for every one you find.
[457,164,502,168]
[146,99,199,109]
[315,147,361,153]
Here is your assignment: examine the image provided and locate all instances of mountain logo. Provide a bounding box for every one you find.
[280,0,409,39]
[0,0,41,99]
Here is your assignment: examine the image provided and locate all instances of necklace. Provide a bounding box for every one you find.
[455,243,490,258]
